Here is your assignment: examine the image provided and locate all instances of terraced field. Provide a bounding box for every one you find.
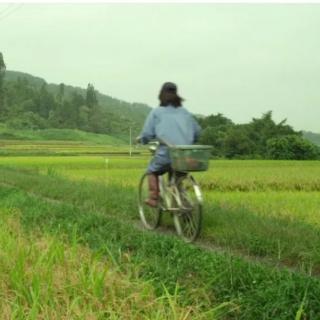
[0,141,320,319]
[0,139,148,156]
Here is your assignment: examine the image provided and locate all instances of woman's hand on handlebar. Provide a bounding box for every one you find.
[135,136,142,144]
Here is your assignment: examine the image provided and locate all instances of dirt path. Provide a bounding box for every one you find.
[134,220,316,278]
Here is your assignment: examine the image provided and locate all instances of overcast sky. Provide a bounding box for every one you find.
[1,4,320,132]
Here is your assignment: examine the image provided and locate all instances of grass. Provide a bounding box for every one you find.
[0,208,211,320]
[0,142,148,156]
[0,183,318,319]
[2,156,320,190]
[0,126,126,144]
[203,191,320,271]
[0,159,320,272]
[1,143,320,318]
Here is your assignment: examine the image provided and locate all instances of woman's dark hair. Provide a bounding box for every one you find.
[158,82,184,107]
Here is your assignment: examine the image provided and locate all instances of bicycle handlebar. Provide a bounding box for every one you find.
[135,136,174,148]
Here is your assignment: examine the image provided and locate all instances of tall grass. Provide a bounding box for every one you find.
[1,156,319,191]
[0,165,319,272]
[0,209,211,320]
[0,152,320,319]
[0,181,319,319]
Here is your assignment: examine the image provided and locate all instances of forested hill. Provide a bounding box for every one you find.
[303,131,320,146]
[4,70,151,138]
[1,66,319,159]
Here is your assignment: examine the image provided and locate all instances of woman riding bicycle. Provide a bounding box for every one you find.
[138,82,201,207]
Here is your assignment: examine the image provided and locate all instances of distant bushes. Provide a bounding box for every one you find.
[267,135,320,160]
[198,112,320,160]
[6,111,47,130]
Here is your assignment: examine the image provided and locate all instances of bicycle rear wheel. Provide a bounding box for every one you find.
[173,175,202,242]
[138,173,162,230]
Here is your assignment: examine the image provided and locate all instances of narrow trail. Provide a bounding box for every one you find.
[0,181,318,280]
[133,221,317,279]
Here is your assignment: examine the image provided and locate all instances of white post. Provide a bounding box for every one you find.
[129,126,132,157]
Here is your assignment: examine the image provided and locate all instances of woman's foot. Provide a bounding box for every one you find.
[144,198,158,207]
[145,174,159,207]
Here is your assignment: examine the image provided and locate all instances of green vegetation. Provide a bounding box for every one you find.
[1,52,319,160]
[0,141,320,318]
[1,45,320,317]
[0,138,147,157]
[0,125,125,144]
[1,157,320,272]
[5,70,151,129]
[267,135,319,160]
[0,179,319,319]
[2,72,144,139]
[0,53,5,115]
[198,112,320,160]
[0,209,204,319]
[2,155,319,191]
[304,131,320,147]
[1,52,150,139]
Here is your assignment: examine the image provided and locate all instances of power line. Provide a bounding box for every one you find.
[0,4,14,18]
[0,4,18,19]
[0,3,23,23]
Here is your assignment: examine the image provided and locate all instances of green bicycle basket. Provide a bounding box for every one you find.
[169,145,212,172]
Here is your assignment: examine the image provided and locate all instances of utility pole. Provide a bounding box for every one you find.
[129,126,132,157]
[0,52,6,116]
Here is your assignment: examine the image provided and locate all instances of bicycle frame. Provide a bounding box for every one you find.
[142,139,198,211]
[159,172,183,212]
[137,139,204,242]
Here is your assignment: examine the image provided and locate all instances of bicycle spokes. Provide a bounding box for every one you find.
[173,175,202,243]
[138,172,202,242]
[138,173,161,230]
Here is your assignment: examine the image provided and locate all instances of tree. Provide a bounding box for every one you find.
[60,100,77,128]
[86,83,98,109]
[198,113,234,157]
[224,126,255,158]
[7,111,47,130]
[57,83,65,104]
[70,91,85,126]
[247,111,297,156]
[78,105,90,130]
[0,52,6,116]
[199,127,227,157]
[38,83,55,119]
[88,105,112,134]
[267,135,320,160]
[198,113,233,129]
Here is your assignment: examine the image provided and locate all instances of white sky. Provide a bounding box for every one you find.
[1,3,320,132]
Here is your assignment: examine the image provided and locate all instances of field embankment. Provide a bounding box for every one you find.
[0,135,147,156]
[0,126,125,145]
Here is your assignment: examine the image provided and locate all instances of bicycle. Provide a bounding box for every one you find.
[138,140,211,243]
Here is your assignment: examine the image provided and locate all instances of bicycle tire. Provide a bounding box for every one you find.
[138,172,162,230]
[173,174,202,242]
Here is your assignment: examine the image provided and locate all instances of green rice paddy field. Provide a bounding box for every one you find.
[1,140,320,319]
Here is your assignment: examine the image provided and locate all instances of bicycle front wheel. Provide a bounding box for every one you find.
[138,173,161,230]
[173,175,202,243]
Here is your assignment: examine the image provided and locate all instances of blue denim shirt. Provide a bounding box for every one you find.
[140,105,201,172]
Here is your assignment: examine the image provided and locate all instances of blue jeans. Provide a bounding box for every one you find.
[147,154,171,175]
